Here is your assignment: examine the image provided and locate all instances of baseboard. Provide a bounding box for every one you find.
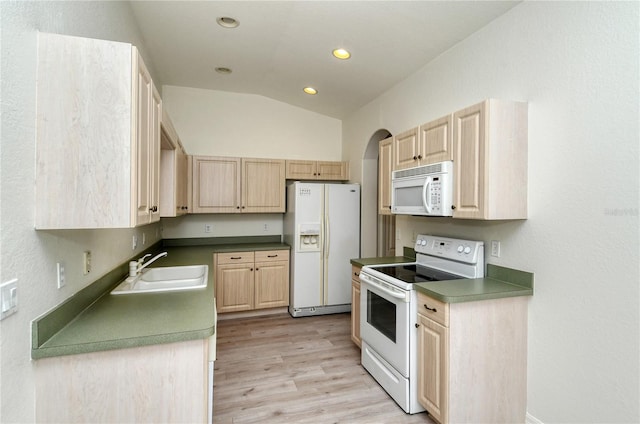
[526,412,544,424]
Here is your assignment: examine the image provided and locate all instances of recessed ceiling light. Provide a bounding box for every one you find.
[303,87,318,95]
[217,16,239,28]
[332,48,351,60]
[215,67,232,74]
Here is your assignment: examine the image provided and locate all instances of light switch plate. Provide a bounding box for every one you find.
[1,279,18,320]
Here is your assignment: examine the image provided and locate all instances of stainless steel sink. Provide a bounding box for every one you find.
[110,265,208,295]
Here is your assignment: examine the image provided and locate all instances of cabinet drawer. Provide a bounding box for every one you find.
[417,291,449,327]
[255,250,288,263]
[352,265,362,283]
[216,252,255,265]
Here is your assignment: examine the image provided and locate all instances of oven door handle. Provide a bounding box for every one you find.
[363,278,407,300]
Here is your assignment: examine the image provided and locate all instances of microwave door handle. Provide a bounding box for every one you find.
[422,177,432,214]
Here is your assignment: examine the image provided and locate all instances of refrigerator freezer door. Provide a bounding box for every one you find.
[288,183,324,309]
[324,184,361,305]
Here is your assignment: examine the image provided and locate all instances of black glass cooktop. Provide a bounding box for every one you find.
[373,264,462,284]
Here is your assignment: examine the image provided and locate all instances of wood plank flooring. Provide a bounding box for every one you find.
[213,312,434,424]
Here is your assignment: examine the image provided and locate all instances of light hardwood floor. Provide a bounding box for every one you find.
[213,312,435,424]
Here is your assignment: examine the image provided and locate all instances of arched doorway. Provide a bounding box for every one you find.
[362,129,395,257]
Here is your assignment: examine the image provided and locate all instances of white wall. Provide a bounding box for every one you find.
[162,214,283,239]
[0,3,163,422]
[343,2,639,423]
[162,85,342,159]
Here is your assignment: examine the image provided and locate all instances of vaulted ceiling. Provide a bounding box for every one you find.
[130,1,519,119]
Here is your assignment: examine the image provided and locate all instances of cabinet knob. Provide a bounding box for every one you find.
[413,156,417,160]
[417,155,422,160]
[250,268,254,271]
[236,206,240,209]
[255,267,259,271]
[415,323,420,328]
[451,205,456,210]
[149,206,158,212]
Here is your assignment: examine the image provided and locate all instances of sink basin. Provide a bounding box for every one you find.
[111,265,208,295]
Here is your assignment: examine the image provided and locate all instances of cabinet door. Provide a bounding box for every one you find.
[254,261,289,309]
[378,137,393,214]
[134,52,153,226]
[420,114,453,164]
[452,102,486,219]
[285,160,317,179]
[242,158,286,213]
[316,161,349,180]
[393,127,420,170]
[351,265,362,347]
[176,147,188,214]
[149,84,162,223]
[216,263,254,313]
[192,156,241,213]
[417,313,449,424]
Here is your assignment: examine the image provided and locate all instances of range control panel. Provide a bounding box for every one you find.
[414,235,484,264]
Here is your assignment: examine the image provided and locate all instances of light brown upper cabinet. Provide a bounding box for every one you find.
[160,109,189,217]
[285,160,349,181]
[35,32,161,229]
[392,127,420,170]
[452,99,528,220]
[419,114,453,164]
[393,116,453,171]
[191,156,286,213]
[378,136,393,215]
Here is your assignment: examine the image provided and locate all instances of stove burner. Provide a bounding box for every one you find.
[373,264,462,284]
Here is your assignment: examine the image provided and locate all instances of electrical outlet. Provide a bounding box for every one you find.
[132,235,138,250]
[263,223,269,232]
[491,240,501,257]
[83,251,92,275]
[142,232,146,245]
[57,262,66,288]
[0,279,18,320]
[204,224,212,233]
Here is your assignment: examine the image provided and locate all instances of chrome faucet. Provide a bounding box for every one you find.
[128,252,168,277]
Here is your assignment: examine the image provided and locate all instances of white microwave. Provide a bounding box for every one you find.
[391,161,453,216]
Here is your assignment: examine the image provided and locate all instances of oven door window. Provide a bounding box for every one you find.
[367,290,396,343]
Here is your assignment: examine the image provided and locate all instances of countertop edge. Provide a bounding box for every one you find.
[31,327,215,360]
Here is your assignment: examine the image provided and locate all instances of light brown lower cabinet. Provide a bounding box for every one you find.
[215,250,289,313]
[416,291,528,424]
[34,339,210,423]
[351,265,362,348]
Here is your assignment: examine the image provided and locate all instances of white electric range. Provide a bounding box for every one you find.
[359,235,484,414]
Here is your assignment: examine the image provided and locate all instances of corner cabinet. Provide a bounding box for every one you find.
[415,291,528,424]
[191,156,286,213]
[215,250,289,313]
[285,160,349,181]
[160,109,189,217]
[452,100,528,220]
[35,32,161,229]
[378,137,393,215]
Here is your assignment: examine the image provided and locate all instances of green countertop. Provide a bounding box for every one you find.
[351,255,533,303]
[32,242,290,359]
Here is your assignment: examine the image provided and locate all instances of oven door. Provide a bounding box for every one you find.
[359,272,411,377]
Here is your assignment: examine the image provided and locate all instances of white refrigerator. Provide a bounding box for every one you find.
[284,182,361,317]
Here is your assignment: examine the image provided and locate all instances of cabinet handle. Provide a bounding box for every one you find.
[267,254,278,258]
[149,206,158,212]
[415,323,420,328]
[354,272,359,276]
[230,256,242,260]
[424,304,437,312]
